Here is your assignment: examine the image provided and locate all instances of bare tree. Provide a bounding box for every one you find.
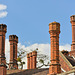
[17,48,50,69]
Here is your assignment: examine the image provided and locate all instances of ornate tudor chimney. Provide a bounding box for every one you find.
[69,15,75,57]
[48,22,61,75]
[9,35,18,69]
[70,15,75,51]
[0,24,7,75]
[27,51,37,69]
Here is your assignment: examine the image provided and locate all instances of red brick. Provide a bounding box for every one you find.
[0,24,7,75]
[9,35,18,69]
[48,22,61,75]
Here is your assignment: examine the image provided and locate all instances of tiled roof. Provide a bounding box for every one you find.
[7,68,49,75]
[65,55,75,66]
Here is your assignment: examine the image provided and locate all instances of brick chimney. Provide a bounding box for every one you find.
[27,51,37,69]
[0,24,7,75]
[27,53,30,69]
[32,51,37,69]
[69,15,75,57]
[29,52,33,69]
[9,35,18,69]
[48,22,61,75]
[70,15,75,51]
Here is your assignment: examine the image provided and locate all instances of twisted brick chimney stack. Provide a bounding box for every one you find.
[0,24,7,75]
[9,35,18,69]
[48,22,61,75]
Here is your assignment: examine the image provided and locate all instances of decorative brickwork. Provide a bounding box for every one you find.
[27,51,37,69]
[9,35,18,69]
[69,15,75,57]
[0,24,7,75]
[59,52,71,72]
[48,22,61,75]
[70,15,75,51]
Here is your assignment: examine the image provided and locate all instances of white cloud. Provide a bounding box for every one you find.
[0,11,8,18]
[0,4,7,10]
[5,39,71,69]
[0,4,8,18]
[59,44,71,51]
[5,39,10,63]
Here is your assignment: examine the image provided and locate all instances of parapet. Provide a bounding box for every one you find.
[70,15,75,22]
[0,24,7,33]
[9,35,18,43]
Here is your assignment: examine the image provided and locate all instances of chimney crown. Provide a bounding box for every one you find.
[49,21,60,32]
[27,53,29,58]
[29,52,32,57]
[0,24,7,33]
[70,15,75,22]
[9,35,18,43]
[32,51,37,56]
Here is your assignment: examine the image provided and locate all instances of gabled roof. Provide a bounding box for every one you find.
[65,55,75,66]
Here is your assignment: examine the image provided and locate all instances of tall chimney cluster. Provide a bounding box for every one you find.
[27,51,37,69]
[0,24,18,75]
[0,14,75,75]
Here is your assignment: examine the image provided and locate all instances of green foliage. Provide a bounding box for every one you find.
[17,47,50,69]
[17,57,21,62]
[39,59,44,64]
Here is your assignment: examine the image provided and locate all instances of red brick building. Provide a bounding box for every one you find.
[0,15,75,75]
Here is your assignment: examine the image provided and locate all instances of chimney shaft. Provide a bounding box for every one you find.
[70,15,75,51]
[0,24,7,75]
[27,54,30,69]
[29,52,33,69]
[27,51,37,69]
[32,51,37,69]
[48,22,61,75]
[9,35,18,69]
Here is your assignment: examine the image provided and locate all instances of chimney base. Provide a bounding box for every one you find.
[0,65,7,75]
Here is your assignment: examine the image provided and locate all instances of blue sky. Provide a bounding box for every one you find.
[0,0,75,46]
